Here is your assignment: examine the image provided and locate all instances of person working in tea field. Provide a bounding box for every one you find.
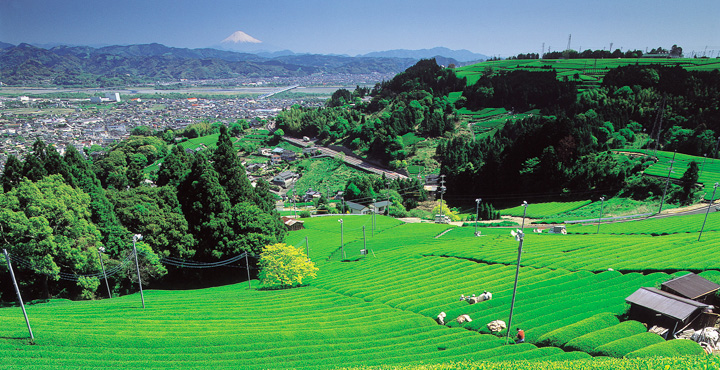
[515,328,525,344]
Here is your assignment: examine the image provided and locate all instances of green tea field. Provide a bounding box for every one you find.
[2,214,718,369]
[454,58,720,86]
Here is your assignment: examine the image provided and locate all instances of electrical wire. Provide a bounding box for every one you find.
[4,250,255,281]
[157,252,250,269]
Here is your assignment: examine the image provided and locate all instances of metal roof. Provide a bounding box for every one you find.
[345,201,368,211]
[626,287,710,321]
[661,273,720,300]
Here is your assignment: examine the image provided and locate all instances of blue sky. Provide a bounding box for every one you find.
[1,0,718,57]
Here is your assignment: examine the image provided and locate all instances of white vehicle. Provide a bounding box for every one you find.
[434,214,451,224]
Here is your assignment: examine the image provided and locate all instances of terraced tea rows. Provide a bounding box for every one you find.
[311,247,681,344]
[0,278,587,368]
[570,211,720,235]
[2,214,715,368]
[424,226,720,272]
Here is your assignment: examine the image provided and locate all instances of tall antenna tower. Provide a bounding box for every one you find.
[566,34,572,51]
[541,42,545,58]
[609,42,614,52]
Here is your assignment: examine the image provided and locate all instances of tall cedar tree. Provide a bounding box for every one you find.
[1,154,23,192]
[22,139,48,181]
[213,125,255,205]
[64,145,128,255]
[177,151,232,260]
[156,144,190,187]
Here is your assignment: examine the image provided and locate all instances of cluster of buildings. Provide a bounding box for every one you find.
[165,72,394,89]
[0,94,320,168]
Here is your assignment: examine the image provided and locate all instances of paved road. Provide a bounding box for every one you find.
[283,137,408,180]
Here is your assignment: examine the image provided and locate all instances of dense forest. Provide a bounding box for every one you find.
[0,126,286,301]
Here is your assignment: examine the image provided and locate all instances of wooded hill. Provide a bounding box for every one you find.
[277,56,720,208]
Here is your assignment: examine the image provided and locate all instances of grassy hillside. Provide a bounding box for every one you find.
[3,213,716,368]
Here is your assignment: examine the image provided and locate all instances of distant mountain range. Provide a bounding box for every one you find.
[359,47,487,63]
[0,42,487,86]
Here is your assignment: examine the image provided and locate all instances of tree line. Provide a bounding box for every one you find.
[0,125,285,301]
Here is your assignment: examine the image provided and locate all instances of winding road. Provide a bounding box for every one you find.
[283,137,408,180]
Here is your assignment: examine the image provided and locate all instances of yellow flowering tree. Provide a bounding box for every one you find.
[258,243,318,288]
[432,200,461,221]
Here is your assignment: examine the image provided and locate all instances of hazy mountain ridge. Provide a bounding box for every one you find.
[0,43,416,86]
[0,42,489,86]
[360,47,487,62]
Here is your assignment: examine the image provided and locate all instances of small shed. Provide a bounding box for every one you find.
[625,287,714,338]
[547,226,567,234]
[281,216,305,231]
[661,273,720,305]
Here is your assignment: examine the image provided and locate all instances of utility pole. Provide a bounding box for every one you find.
[658,151,676,214]
[305,236,309,260]
[97,247,111,298]
[363,225,367,254]
[245,252,251,289]
[438,175,447,222]
[597,197,606,234]
[506,202,527,344]
[475,198,482,236]
[3,249,34,341]
[386,181,391,217]
[338,219,345,259]
[372,198,376,236]
[132,234,145,309]
[698,183,718,241]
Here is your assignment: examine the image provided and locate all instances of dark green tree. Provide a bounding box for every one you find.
[226,202,285,256]
[253,178,276,213]
[156,144,189,187]
[177,151,232,260]
[109,186,196,258]
[64,145,129,255]
[213,125,255,205]
[22,139,48,181]
[680,161,700,203]
[1,154,23,192]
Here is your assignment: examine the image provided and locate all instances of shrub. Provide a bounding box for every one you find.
[536,312,619,347]
[594,332,665,358]
[258,243,318,288]
[625,339,706,358]
[299,211,311,218]
[564,320,647,355]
